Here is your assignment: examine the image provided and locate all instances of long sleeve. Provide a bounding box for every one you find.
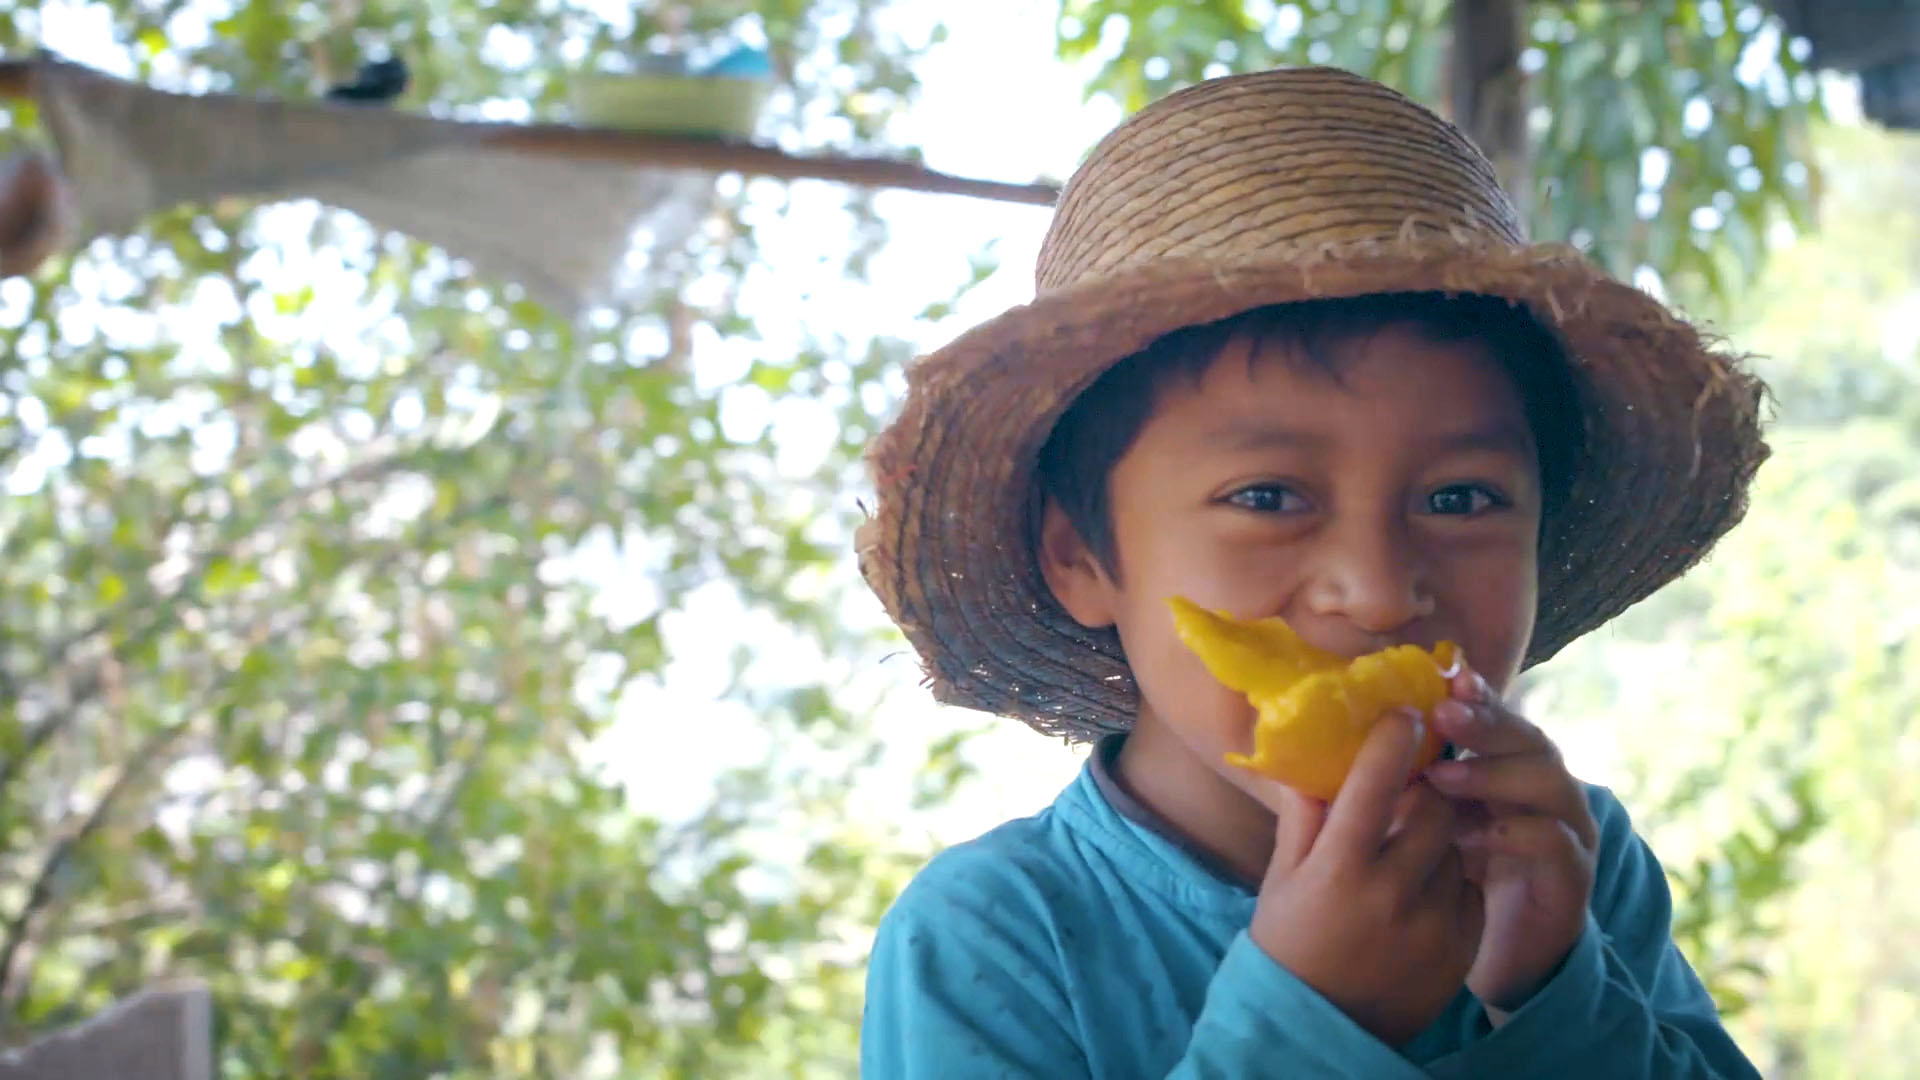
[1165,931,1428,1079]
[1425,786,1762,1079]
[860,874,1088,1078]
[861,872,1427,1079]
[860,761,1760,1078]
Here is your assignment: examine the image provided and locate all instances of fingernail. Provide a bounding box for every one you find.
[1472,672,1493,701]
[1454,669,1488,702]
[1427,760,1467,784]
[1435,700,1475,727]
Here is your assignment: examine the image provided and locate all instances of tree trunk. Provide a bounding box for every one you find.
[1449,0,1533,222]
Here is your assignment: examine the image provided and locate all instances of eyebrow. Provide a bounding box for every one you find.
[1200,422,1330,453]
[1199,419,1537,458]
[1422,423,1538,459]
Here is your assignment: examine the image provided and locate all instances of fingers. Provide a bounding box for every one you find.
[1438,664,1554,757]
[1321,709,1426,856]
[1456,814,1591,865]
[1424,756,1599,850]
[1379,782,1458,884]
[1430,668,1600,846]
[1447,858,1486,943]
[1454,834,1491,885]
[1269,783,1328,875]
[1411,828,1484,965]
[1432,696,1550,759]
[1448,665,1492,704]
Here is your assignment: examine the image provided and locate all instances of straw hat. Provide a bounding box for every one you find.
[856,67,1769,742]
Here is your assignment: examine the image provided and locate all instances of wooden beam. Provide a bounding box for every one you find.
[490,123,1061,206]
[0,55,1060,208]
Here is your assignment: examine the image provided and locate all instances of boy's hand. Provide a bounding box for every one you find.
[1424,669,1599,1020]
[1249,711,1483,1047]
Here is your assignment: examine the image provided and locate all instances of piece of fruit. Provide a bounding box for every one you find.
[1167,596,1460,801]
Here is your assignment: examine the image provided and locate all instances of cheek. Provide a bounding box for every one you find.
[1441,546,1537,686]
[1112,598,1262,750]
[1105,525,1304,749]
[1124,517,1300,617]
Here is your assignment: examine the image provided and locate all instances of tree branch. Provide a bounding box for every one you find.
[0,717,194,1008]
[49,896,202,940]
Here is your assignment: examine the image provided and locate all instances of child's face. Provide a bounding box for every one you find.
[1042,323,1541,794]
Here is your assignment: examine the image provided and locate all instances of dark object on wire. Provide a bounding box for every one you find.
[325,57,410,104]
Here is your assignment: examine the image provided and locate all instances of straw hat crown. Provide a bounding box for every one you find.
[1036,69,1528,294]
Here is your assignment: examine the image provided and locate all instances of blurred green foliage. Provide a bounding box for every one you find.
[0,1,943,1075]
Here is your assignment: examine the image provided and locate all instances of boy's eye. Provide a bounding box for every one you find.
[1426,484,1506,516]
[1224,485,1308,513]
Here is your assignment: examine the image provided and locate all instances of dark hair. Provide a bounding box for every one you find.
[1036,292,1583,577]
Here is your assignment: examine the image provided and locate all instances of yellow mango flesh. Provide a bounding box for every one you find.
[1167,596,1460,802]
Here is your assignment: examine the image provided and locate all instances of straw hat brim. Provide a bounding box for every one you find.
[857,231,1769,741]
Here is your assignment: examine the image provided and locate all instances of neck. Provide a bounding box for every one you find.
[1112,711,1276,888]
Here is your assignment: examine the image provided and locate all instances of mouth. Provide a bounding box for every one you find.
[1302,633,1452,665]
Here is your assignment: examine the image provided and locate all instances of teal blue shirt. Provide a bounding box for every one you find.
[862,736,1758,1078]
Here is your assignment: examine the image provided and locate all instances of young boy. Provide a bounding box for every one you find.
[854,67,1767,1078]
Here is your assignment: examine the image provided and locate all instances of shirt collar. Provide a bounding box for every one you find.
[1085,733,1261,893]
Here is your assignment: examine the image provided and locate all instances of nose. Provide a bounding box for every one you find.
[1299,515,1434,638]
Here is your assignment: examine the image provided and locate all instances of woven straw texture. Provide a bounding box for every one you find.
[856,67,1769,741]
